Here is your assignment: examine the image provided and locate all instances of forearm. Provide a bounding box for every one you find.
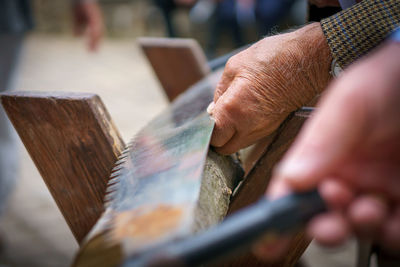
[293,22,333,94]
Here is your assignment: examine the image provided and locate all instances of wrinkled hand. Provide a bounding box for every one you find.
[208,23,332,155]
[255,42,400,261]
[72,1,103,51]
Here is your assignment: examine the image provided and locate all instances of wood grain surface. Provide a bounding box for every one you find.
[139,37,211,101]
[1,91,125,244]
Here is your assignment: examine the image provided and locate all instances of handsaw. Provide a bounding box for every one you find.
[73,71,243,267]
[73,69,324,266]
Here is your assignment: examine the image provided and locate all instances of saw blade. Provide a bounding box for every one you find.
[73,72,226,267]
[73,69,315,267]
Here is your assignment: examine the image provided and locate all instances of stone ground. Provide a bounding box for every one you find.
[0,34,362,267]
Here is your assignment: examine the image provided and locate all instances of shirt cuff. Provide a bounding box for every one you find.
[321,0,400,68]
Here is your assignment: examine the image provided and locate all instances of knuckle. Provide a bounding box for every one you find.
[225,56,239,71]
[214,82,226,98]
[221,96,248,119]
[221,97,236,113]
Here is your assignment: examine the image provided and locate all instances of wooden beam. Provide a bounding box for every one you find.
[225,113,309,267]
[0,91,125,244]
[139,37,211,102]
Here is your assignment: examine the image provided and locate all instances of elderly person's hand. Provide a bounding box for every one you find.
[208,22,332,154]
[72,1,103,51]
[254,41,400,261]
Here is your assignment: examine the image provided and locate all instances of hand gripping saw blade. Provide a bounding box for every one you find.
[73,73,324,267]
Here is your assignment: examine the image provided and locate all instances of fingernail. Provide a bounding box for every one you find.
[275,157,316,181]
[207,102,215,115]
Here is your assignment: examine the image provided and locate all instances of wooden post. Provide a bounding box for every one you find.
[139,37,211,101]
[1,91,125,244]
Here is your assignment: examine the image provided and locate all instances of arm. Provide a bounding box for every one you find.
[72,0,103,51]
[255,32,400,260]
[209,0,400,155]
[321,0,400,68]
[208,22,332,154]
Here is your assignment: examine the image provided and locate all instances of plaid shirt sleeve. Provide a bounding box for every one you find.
[321,0,400,68]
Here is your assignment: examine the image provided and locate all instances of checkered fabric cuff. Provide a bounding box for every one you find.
[321,0,400,68]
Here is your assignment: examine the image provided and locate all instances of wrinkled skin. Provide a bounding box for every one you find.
[72,1,103,51]
[255,42,400,261]
[208,22,332,154]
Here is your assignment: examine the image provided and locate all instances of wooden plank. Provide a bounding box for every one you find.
[225,113,309,267]
[0,91,125,244]
[139,37,211,102]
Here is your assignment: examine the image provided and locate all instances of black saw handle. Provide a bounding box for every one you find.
[124,189,326,267]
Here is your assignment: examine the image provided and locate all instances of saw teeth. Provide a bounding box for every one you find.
[104,188,118,208]
[108,177,119,184]
[107,181,118,188]
[109,173,120,179]
[103,137,136,207]
[112,168,122,172]
[111,162,125,171]
[105,183,117,193]
[114,158,126,166]
[104,194,114,205]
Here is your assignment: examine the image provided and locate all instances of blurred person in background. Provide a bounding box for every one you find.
[206,0,245,57]
[254,0,297,36]
[0,0,103,240]
[153,0,300,57]
[152,0,196,37]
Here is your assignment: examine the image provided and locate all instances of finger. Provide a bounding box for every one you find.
[274,76,368,191]
[307,212,350,246]
[380,205,400,252]
[319,178,354,210]
[210,92,237,149]
[206,102,215,115]
[213,58,236,103]
[214,130,267,155]
[341,162,400,201]
[253,235,293,262]
[213,133,239,155]
[210,116,235,150]
[266,177,292,200]
[348,195,389,236]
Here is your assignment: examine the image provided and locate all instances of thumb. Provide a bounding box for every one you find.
[274,77,367,191]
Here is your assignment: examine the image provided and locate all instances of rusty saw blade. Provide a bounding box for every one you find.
[73,69,317,266]
[73,71,244,267]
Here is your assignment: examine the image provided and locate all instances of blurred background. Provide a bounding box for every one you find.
[0,0,359,266]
